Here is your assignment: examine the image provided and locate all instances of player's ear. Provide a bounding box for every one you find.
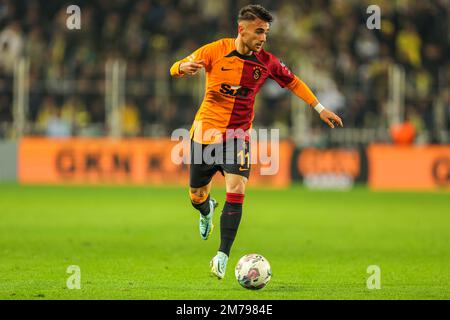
[237,21,244,35]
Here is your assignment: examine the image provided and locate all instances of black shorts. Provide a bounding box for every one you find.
[189,139,251,188]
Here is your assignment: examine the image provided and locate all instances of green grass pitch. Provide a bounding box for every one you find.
[0,184,449,299]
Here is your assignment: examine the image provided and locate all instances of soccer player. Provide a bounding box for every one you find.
[170,4,343,279]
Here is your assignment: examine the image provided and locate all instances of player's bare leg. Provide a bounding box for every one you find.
[189,182,218,240]
[211,173,247,279]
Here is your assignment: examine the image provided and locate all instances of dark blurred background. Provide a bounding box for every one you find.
[0,0,448,146]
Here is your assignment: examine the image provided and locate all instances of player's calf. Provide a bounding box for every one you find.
[189,189,211,216]
[218,192,244,256]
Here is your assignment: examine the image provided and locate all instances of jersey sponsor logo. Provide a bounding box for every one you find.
[219,83,251,97]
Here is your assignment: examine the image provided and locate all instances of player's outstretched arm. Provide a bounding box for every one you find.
[286,77,343,128]
[267,56,343,129]
[170,41,219,78]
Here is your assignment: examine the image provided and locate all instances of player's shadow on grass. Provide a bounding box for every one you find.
[228,283,304,293]
[260,284,303,292]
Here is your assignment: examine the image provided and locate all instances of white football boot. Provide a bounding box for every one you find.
[199,198,218,240]
[210,251,229,279]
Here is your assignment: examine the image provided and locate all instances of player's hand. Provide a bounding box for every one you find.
[179,60,205,75]
[319,108,344,128]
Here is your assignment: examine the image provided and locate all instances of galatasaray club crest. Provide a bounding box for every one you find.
[253,66,262,80]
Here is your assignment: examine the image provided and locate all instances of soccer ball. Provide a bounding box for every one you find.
[235,254,272,290]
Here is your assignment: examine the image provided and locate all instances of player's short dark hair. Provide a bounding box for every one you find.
[238,4,273,24]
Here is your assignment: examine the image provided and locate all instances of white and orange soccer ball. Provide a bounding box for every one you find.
[235,254,272,290]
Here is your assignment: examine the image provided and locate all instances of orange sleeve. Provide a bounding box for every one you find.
[286,76,319,106]
[169,61,184,77]
[170,41,221,77]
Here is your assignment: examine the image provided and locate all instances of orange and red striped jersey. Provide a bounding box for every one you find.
[170,38,318,144]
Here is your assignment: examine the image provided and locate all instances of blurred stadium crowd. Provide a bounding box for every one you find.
[0,0,448,142]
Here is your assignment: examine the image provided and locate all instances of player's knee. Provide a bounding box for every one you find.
[227,182,246,194]
[189,188,209,204]
[225,174,247,194]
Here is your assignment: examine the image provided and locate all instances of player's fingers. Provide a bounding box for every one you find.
[325,118,334,128]
[191,63,204,69]
[187,66,201,74]
[334,115,343,127]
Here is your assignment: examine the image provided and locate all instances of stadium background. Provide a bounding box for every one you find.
[0,0,449,299]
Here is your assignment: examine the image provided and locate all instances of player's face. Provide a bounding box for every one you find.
[239,18,270,52]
